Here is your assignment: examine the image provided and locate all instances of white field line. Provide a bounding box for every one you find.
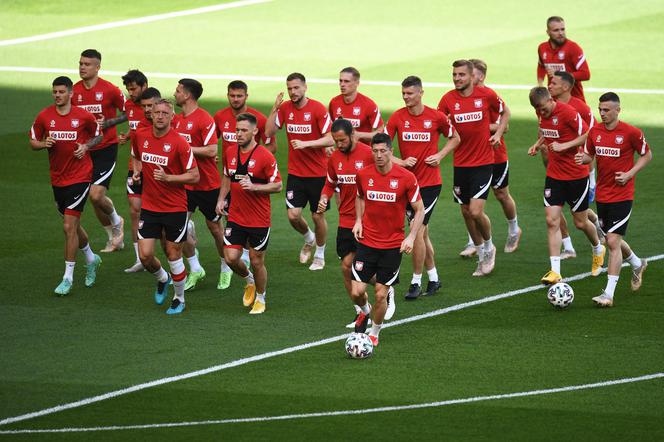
[0,254,662,428]
[0,66,663,95]
[1,373,662,434]
[0,0,272,47]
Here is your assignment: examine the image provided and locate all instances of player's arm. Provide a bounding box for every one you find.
[356,124,385,143]
[425,128,460,166]
[154,165,199,185]
[384,122,415,168]
[264,136,278,154]
[101,114,128,129]
[551,132,588,152]
[615,140,653,186]
[73,134,103,159]
[240,177,282,194]
[352,193,365,241]
[537,54,547,86]
[571,45,590,81]
[265,92,284,139]
[190,144,218,158]
[318,161,339,213]
[490,100,510,146]
[216,174,231,216]
[528,136,546,156]
[402,198,424,254]
[29,119,54,150]
[292,133,333,150]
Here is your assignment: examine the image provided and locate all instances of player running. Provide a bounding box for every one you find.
[575,92,651,307]
[131,99,199,314]
[387,75,460,298]
[29,76,102,295]
[216,113,282,314]
[352,133,424,347]
[528,87,605,285]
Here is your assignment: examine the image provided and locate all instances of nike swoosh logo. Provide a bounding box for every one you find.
[73,195,81,200]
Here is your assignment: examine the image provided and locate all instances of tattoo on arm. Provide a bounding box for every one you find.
[103,114,128,129]
[87,135,103,148]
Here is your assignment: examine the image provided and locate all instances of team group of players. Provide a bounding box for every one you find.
[30,16,651,345]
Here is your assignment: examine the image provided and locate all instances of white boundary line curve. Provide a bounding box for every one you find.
[1,373,662,434]
[0,254,662,427]
[0,66,663,95]
[0,0,273,47]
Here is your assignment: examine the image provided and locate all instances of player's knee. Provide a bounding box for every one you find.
[249,253,264,269]
[374,288,387,304]
[572,217,587,230]
[469,206,484,220]
[88,187,105,204]
[606,233,621,249]
[62,219,77,235]
[286,209,301,223]
[494,188,508,202]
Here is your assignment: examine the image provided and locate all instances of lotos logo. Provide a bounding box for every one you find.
[49,130,77,141]
[402,132,431,142]
[453,112,483,123]
[178,132,192,143]
[223,132,237,142]
[78,104,102,114]
[596,146,620,157]
[286,124,312,134]
[540,129,560,138]
[367,190,396,202]
[141,152,169,166]
[337,174,356,184]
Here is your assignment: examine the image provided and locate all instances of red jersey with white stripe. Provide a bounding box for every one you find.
[213,106,271,165]
[30,105,99,186]
[275,98,332,177]
[223,145,281,228]
[538,101,589,181]
[386,106,453,187]
[173,108,220,191]
[564,96,595,127]
[132,127,196,213]
[437,87,502,168]
[483,87,508,164]
[585,121,650,203]
[328,93,383,133]
[125,100,148,170]
[73,77,126,150]
[537,39,590,102]
[322,142,374,229]
[356,164,421,249]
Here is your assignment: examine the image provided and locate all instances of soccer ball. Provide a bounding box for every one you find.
[345,333,374,359]
[547,282,574,308]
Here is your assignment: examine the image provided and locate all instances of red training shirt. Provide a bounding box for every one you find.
[328,92,383,133]
[173,108,220,191]
[73,77,126,150]
[537,39,590,102]
[214,106,271,165]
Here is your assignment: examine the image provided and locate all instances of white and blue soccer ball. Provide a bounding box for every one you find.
[345,333,374,359]
[547,282,574,309]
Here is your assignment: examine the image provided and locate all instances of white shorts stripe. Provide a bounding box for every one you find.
[285,198,295,209]
[174,213,190,243]
[93,161,116,185]
[384,266,400,286]
[493,161,509,188]
[351,265,362,281]
[453,191,463,205]
[253,228,270,251]
[543,196,550,207]
[424,196,438,215]
[66,184,90,210]
[571,180,589,212]
[472,176,492,199]
[607,209,632,233]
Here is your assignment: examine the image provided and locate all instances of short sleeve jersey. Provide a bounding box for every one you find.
[213,106,271,164]
[356,164,421,249]
[125,100,148,170]
[386,106,453,187]
[30,105,99,186]
[321,142,374,229]
[538,39,590,102]
[437,87,503,168]
[328,93,383,133]
[566,96,595,128]
[73,78,126,150]
[275,98,332,177]
[484,87,508,164]
[223,145,281,228]
[538,101,589,181]
[132,127,196,213]
[173,108,220,191]
[585,121,650,203]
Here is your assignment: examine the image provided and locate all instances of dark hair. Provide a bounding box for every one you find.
[340,67,360,80]
[529,86,551,106]
[553,71,575,87]
[331,118,354,136]
[547,16,564,26]
[122,69,148,87]
[286,72,306,83]
[52,76,73,91]
[80,49,101,61]
[228,80,248,92]
[178,78,203,100]
[452,59,474,73]
[371,132,392,148]
[140,87,161,101]
[599,92,620,104]
[401,75,422,88]
[469,58,487,76]
[236,112,257,126]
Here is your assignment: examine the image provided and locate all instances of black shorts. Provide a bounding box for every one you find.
[285,175,329,212]
[492,161,509,189]
[352,243,402,286]
[224,221,270,251]
[544,176,589,212]
[126,171,142,197]
[138,209,188,243]
[336,226,358,258]
[597,200,632,236]
[453,165,493,205]
[407,185,441,225]
[52,182,90,217]
[89,144,118,188]
[187,189,221,222]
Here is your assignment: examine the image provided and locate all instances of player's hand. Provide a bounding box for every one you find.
[574,152,585,165]
[239,175,254,191]
[132,171,141,184]
[489,133,501,147]
[43,137,56,149]
[551,142,566,152]
[215,200,228,217]
[317,196,328,213]
[424,154,441,166]
[214,154,219,164]
[403,157,417,167]
[291,140,308,150]
[73,143,88,159]
[325,146,335,157]
[528,137,545,156]
[400,236,415,254]
[273,92,284,110]
[96,115,105,128]
[153,165,169,182]
[118,132,128,145]
[352,222,363,241]
[615,171,631,186]
[546,67,556,77]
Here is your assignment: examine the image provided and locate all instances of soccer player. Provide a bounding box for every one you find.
[527,87,605,285]
[74,49,126,252]
[216,113,282,314]
[537,16,590,102]
[131,99,199,314]
[352,133,424,347]
[387,75,460,298]
[575,92,651,307]
[29,76,102,295]
[438,60,509,276]
[265,73,332,270]
[329,67,384,142]
[458,59,521,257]
[172,78,226,291]
[318,118,395,327]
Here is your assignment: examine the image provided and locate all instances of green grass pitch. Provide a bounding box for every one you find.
[1,1,663,440]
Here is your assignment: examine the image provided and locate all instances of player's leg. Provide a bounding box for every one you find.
[309,177,328,271]
[138,235,170,305]
[408,185,440,297]
[559,213,577,259]
[469,197,495,275]
[571,210,604,276]
[125,190,144,272]
[182,191,206,290]
[351,243,376,333]
[368,283,389,346]
[492,161,521,253]
[246,226,270,314]
[338,227,363,327]
[163,238,187,315]
[543,205,563,284]
[369,247,402,346]
[285,175,316,263]
[454,167,479,258]
[76,223,101,288]
[223,222,256,307]
[593,231,621,307]
[89,146,124,252]
[406,225,425,299]
[423,228,441,295]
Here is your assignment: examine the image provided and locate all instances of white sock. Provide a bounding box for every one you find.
[562,236,574,251]
[173,279,186,301]
[484,237,493,252]
[104,225,113,240]
[64,261,76,281]
[221,258,231,273]
[508,217,519,235]
[411,273,422,285]
[133,242,140,262]
[109,209,122,226]
[467,232,473,246]
[360,303,370,315]
[256,292,266,304]
[79,243,95,264]
[241,248,250,263]
[626,252,642,268]
[153,267,169,283]
[550,256,561,274]
[427,267,439,283]
[245,271,255,285]
[187,251,204,273]
[314,244,325,260]
[354,304,361,314]
[605,275,619,298]
[370,322,382,338]
[303,229,315,244]
[592,243,604,255]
